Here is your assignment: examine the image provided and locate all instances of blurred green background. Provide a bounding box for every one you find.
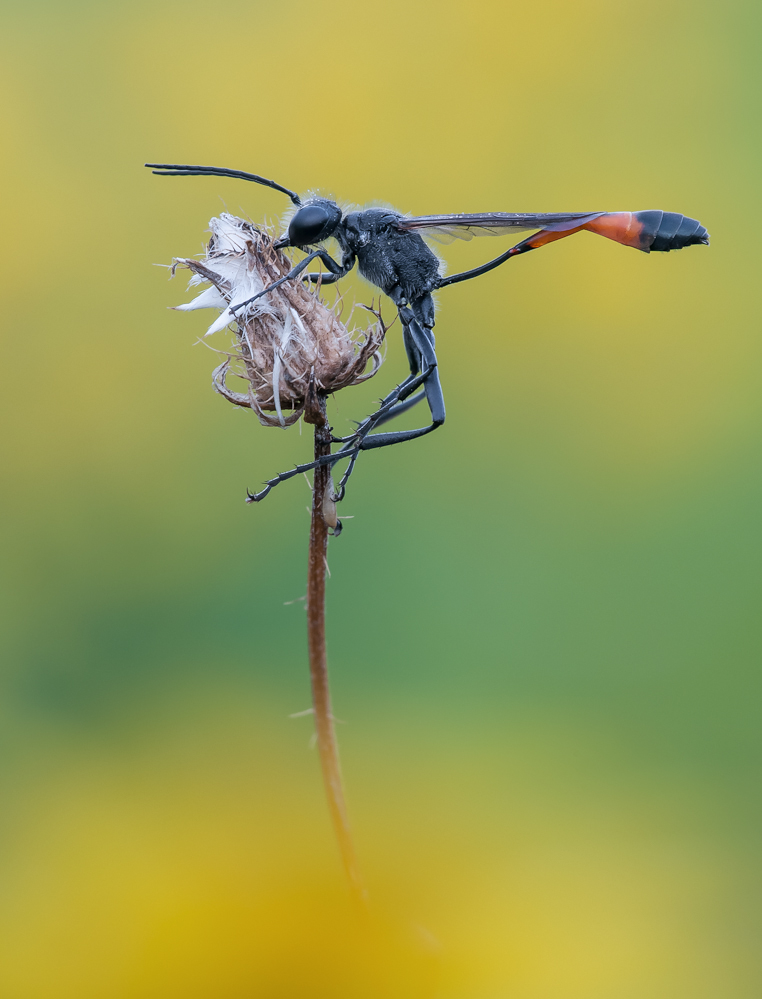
[1,0,760,996]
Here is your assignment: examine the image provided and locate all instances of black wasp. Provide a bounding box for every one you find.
[146,163,709,503]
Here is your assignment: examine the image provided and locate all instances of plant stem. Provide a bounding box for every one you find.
[305,392,366,905]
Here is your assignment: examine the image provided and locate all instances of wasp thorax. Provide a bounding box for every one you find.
[172,214,384,427]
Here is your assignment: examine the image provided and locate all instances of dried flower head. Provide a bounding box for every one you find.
[171,214,385,427]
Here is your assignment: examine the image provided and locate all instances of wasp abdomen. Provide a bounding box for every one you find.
[638,211,710,252]
[582,210,709,252]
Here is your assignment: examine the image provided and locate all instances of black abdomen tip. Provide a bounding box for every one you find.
[636,211,710,252]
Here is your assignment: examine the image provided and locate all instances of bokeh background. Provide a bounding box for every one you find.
[1,0,760,996]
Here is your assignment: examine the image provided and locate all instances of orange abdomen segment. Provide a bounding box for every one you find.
[523,224,587,249]
[582,212,649,251]
[512,210,707,256]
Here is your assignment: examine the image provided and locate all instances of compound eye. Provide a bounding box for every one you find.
[288,205,331,246]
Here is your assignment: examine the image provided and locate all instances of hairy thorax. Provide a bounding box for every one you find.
[339,209,441,305]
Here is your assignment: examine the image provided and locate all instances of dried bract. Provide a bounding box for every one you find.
[172,214,385,426]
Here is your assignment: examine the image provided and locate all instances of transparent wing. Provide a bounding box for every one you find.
[396,212,606,243]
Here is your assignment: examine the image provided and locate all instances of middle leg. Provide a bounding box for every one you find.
[331,314,445,500]
[331,308,433,446]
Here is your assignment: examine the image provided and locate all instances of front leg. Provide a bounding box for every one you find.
[302,248,356,286]
[230,248,352,316]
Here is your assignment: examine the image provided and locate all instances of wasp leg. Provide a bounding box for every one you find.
[246,314,443,506]
[332,389,427,500]
[357,362,444,451]
[330,373,425,444]
[331,298,429,442]
[302,249,356,286]
[370,390,426,427]
[246,360,434,503]
[303,271,342,285]
[436,242,529,289]
[336,310,443,448]
[245,449,359,504]
[362,315,445,442]
[402,318,422,373]
[332,316,444,502]
[328,365,442,509]
[332,449,360,503]
[436,223,595,290]
[230,249,348,316]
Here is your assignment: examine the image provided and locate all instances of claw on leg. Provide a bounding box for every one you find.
[245,448,360,504]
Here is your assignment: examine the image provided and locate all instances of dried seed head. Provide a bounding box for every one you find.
[172,214,385,426]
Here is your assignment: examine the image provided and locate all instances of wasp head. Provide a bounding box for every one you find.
[280,198,342,248]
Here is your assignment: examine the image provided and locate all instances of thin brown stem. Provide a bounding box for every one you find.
[304,389,366,906]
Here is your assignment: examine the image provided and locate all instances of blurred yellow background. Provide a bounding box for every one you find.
[1,0,760,996]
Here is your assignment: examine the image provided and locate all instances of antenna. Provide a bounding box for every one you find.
[145,163,302,206]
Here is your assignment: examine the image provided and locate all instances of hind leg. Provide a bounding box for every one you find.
[246,307,445,505]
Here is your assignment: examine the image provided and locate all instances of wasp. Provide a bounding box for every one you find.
[146,163,709,503]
